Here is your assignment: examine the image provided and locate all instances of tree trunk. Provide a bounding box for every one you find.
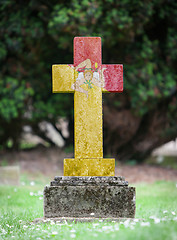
[103,91,177,162]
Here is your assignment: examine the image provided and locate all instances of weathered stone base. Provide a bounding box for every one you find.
[43,176,136,218]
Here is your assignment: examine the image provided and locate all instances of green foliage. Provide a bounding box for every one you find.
[0,0,176,149]
[0,77,34,121]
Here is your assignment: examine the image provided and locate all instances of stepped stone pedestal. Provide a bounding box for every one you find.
[43,176,136,219]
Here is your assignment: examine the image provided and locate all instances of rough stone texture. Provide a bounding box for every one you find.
[51,176,128,186]
[0,166,20,185]
[44,176,135,218]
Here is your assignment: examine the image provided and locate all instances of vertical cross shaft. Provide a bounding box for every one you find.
[74,37,103,159]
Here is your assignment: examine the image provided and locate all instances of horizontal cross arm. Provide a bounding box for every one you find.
[102,64,123,93]
[52,64,75,93]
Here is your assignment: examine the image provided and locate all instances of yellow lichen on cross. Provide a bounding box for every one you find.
[52,37,123,176]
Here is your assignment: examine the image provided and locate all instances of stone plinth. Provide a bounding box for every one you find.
[43,176,136,219]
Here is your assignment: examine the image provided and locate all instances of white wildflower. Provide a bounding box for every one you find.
[140,222,150,227]
[131,221,136,226]
[114,224,119,231]
[90,213,95,216]
[70,233,76,238]
[133,219,139,223]
[102,225,114,231]
[163,210,168,214]
[30,181,35,186]
[2,229,7,234]
[52,231,58,235]
[70,229,76,233]
[30,192,34,196]
[92,223,99,227]
[93,233,98,237]
[154,218,160,224]
[124,219,130,228]
[130,225,135,230]
[171,211,176,215]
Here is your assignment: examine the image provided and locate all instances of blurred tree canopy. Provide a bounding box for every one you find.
[0,0,177,161]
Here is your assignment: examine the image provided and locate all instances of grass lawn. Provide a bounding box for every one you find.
[0,178,177,240]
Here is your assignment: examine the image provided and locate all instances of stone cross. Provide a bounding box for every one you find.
[52,37,123,176]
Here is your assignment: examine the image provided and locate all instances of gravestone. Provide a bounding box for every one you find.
[43,37,136,220]
[0,166,20,185]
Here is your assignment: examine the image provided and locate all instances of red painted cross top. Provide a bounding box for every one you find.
[74,37,123,93]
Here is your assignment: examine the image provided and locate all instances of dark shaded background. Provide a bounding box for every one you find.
[0,0,177,162]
